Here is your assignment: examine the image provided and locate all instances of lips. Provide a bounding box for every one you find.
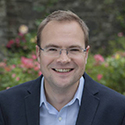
[52,68,73,73]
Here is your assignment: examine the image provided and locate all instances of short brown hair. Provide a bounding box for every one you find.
[37,10,89,47]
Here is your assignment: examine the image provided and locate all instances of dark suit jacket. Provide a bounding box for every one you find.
[0,73,125,125]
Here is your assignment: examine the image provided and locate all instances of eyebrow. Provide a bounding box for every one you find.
[68,45,82,48]
[44,44,83,49]
[44,44,61,48]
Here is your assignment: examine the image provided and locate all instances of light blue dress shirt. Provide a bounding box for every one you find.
[40,76,84,125]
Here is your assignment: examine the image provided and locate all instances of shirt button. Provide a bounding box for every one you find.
[58,117,62,121]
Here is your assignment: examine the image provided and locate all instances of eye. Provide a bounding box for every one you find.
[46,47,58,52]
[69,48,81,52]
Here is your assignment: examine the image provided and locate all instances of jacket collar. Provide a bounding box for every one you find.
[24,73,100,125]
[76,73,100,125]
[24,75,42,125]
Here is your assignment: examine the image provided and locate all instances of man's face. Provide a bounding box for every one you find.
[36,20,89,92]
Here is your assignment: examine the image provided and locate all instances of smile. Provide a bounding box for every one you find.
[53,68,73,73]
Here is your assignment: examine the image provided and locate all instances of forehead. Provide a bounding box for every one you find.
[42,20,83,33]
[40,20,85,47]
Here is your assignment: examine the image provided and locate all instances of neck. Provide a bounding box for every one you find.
[44,81,79,111]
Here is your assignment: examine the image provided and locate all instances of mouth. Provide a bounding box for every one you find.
[52,68,74,73]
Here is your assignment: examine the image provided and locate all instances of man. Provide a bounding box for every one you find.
[0,10,125,125]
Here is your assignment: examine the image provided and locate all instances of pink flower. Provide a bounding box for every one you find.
[11,65,16,69]
[118,32,123,37]
[38,71,42,76]
[12,73,16,78]
[94,54,104,63]
[6,40,15,48]
[21,57,34,68]
[6,87,10,89]
[16,77,20,81]
[34,66,39,71]
[97,74,103,81]
[0,62,6,67]
[32,54,37,60]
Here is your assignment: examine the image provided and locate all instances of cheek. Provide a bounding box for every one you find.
[40,57,47,69]
[79,61,86,70]
[74,57,86,67]
[40,56,53,70]
[74,58,87,74]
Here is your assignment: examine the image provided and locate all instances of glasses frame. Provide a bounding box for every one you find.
[38,45,88,57]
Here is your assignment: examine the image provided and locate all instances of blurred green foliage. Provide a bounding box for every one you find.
[87,26,125,95]
[0,32,41,90]
[86,51,125,95]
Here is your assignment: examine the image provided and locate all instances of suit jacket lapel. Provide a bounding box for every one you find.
[24,73,100,125]
[76,73,100,125]
[24,76,42,125]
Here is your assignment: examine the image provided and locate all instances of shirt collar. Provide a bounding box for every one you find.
[40,76,84,107]
[74,76,84,106]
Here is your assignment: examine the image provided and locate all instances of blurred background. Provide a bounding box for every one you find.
[0,0,125,94]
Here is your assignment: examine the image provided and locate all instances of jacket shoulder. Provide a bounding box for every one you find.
[0,75,42,100]
[84,73,125,105]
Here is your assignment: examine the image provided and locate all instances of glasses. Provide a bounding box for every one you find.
[38,45,88,57]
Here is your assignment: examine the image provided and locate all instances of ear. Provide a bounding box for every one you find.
[36,45,40,63]
[85,45,90,64]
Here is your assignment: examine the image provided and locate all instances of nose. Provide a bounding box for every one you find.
[57,49,71,63]
[59,49,68,55]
